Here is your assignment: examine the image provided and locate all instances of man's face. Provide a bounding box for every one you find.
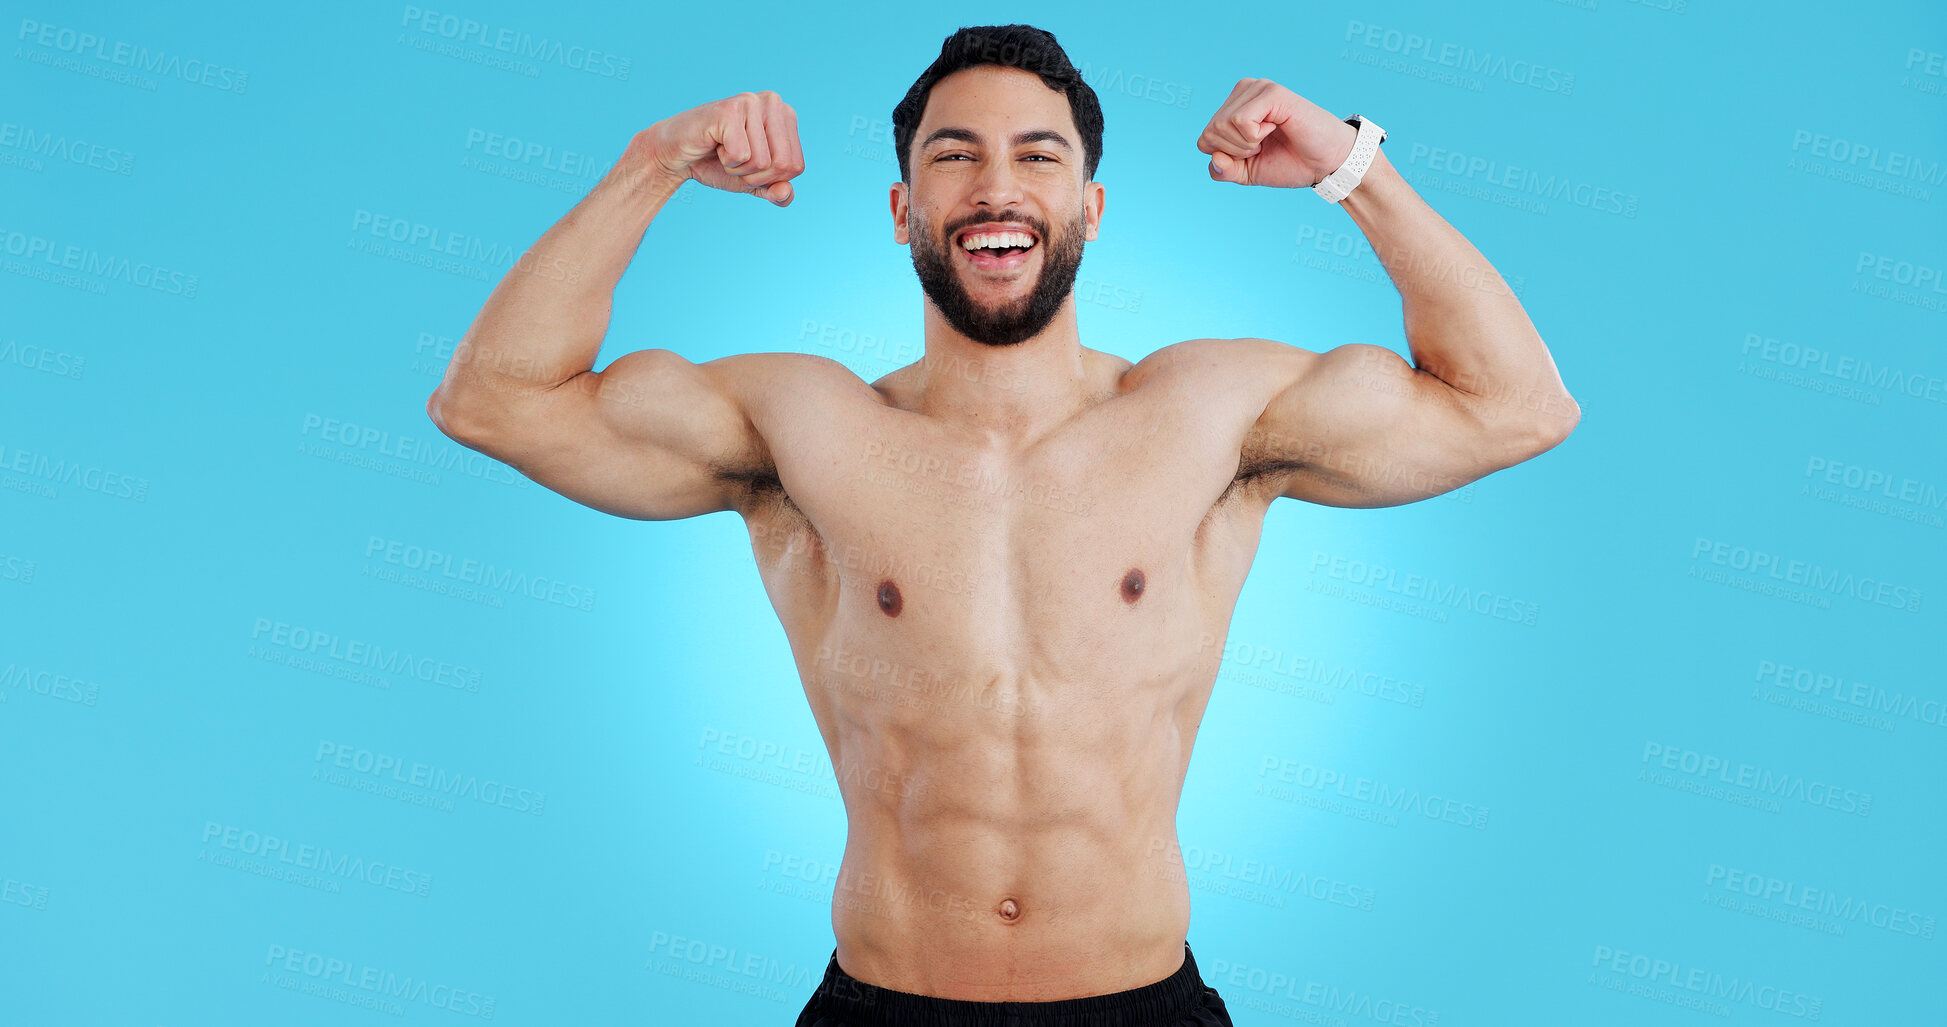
[893,65,1103,348]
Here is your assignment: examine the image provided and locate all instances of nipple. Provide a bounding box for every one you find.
[997,898,1021,922]
[877,579,903,617]
[1120,568,1145,604]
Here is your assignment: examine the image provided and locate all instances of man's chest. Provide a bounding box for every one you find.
[742,397,1274,648]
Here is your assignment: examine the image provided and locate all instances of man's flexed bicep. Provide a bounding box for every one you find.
[1253,342,1569,509]
[1195,77,1580,508]
[424,88,812,519]
[436,347,772,521]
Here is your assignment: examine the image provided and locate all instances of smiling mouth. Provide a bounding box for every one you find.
[956,226,1039,272]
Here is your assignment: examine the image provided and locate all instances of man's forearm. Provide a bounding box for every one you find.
[1335,145,1578,434]
[430,139,685,427]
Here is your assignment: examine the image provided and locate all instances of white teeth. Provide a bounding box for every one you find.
[960,230,1035,251]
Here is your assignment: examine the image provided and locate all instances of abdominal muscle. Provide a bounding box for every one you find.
[815,668,1204,1001]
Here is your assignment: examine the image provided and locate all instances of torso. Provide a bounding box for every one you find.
[724,339,1295,1000]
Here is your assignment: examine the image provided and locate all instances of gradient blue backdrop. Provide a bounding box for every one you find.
[3,1,1943,1023]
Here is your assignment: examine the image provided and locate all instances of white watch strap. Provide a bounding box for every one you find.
[1312,116,1385,204]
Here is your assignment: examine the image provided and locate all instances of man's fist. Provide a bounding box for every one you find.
[637,91,804,205]
[1195,78,1358,189]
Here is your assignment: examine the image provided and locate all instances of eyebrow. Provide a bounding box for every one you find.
[919,127,1074,154]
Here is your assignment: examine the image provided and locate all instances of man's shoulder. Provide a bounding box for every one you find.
[1118,337,1317,394]
[721,350,892,406]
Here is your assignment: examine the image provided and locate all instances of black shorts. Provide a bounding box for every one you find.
[794,942,1233,1027]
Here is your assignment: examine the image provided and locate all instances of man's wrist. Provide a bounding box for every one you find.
[615,132,691,200]
[1337,145,1399,219]
[1310,119,1361,188]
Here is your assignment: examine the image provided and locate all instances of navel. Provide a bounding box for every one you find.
[1120,568,1145,604]
[876,579,903,617]
[996,897,1021,922]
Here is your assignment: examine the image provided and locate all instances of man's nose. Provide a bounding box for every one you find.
[970,157,1026,207]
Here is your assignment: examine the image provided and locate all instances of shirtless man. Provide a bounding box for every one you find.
[427,24,1577,1027]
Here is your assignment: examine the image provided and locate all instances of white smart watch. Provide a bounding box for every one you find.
[1312,114,1385,203]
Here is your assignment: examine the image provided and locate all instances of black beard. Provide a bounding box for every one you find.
[909,209,1086,348]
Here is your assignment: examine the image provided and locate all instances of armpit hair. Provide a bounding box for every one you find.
[712,462,786,500]
[1216,431,1308,504]
[712,463,812,525]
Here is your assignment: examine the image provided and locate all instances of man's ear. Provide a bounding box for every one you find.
[1083,181,1105,242]
[890,181,909,245]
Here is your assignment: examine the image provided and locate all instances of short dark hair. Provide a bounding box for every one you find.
[892,25,1104,183]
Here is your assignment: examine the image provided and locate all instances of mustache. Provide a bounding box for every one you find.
[947,213,1045,237]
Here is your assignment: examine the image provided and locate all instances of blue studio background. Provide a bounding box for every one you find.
[4,0,1944,1023]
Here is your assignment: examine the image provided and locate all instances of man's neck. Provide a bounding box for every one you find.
[911,303,1096,444]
